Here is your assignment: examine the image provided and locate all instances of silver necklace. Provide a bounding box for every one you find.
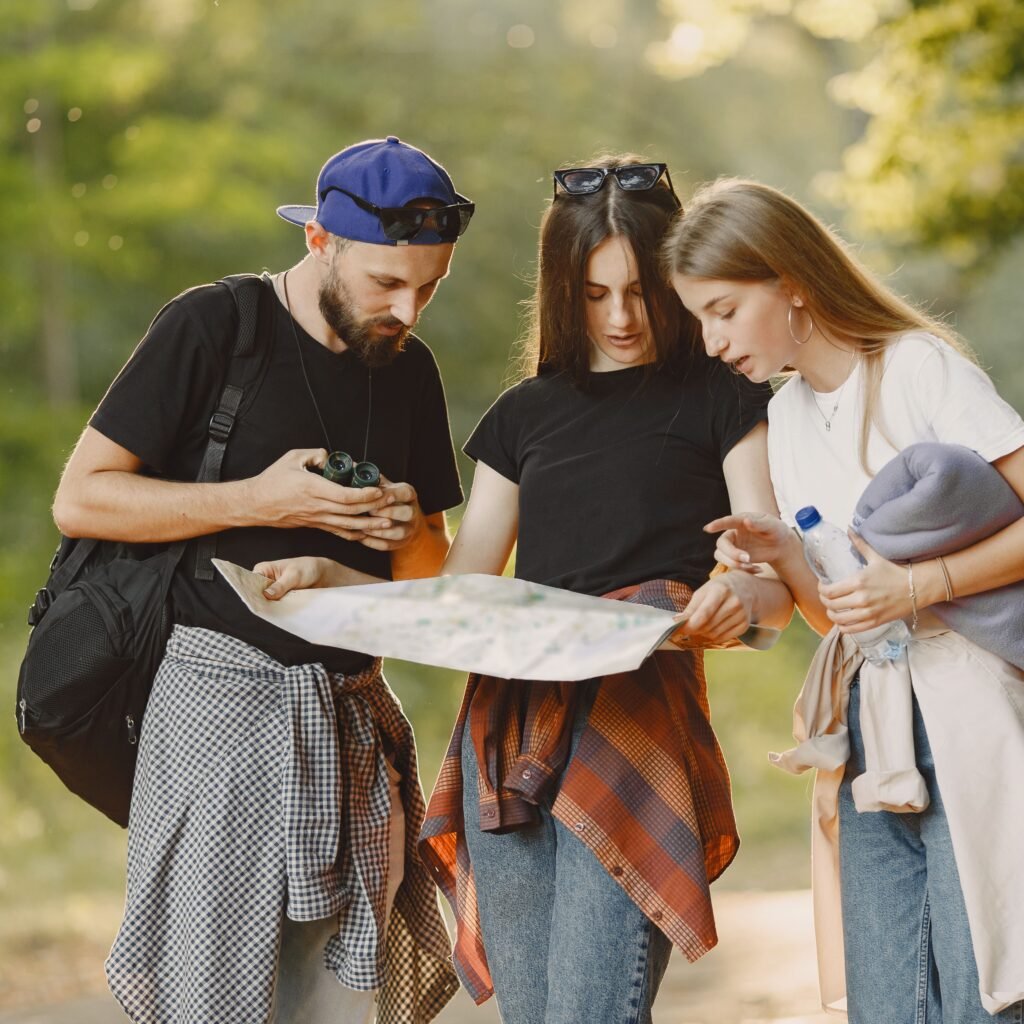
[809,354,856,432]
[281,270,372,460]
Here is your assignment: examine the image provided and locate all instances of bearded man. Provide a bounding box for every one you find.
[53,137,471,1024]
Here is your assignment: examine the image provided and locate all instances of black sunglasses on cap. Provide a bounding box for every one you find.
[552,163,681,208]
[320,185,475,243]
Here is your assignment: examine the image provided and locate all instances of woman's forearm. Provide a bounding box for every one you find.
[723,571,794,630]
[770,530,833,636]
[920,516,1024,607]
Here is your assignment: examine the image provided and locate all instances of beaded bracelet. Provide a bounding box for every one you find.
[907,563,919,631]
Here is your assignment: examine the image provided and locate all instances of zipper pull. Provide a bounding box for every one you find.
[126,715,138,745]
[18,699,27,735]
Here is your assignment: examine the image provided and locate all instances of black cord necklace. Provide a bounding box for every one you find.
[282,269,372,462]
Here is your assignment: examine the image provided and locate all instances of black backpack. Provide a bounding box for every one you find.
[15,273,273,827]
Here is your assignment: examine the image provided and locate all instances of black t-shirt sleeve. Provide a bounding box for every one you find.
[89,285,234,474]
[707,361,772,459]
[463,384,522,483]
[406,344,464,516]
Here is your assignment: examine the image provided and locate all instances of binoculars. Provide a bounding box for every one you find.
[319,451,381,489]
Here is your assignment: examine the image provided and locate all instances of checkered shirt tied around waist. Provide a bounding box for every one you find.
[106,626,458,1024]
[419,579,740,1004]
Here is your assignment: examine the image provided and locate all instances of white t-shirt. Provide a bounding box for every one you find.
[768,331,1024,528]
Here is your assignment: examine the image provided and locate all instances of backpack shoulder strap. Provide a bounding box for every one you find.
[27,536,101,626]
[48,536,100,592]
[192,273,273,580]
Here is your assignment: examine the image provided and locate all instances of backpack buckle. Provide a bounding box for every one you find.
[28,588,52,627]
[208,411,235,443]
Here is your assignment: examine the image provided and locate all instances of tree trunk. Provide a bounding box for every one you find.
[31,92,78,407]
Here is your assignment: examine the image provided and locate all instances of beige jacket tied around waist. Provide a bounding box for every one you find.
[771,613,1024,1017]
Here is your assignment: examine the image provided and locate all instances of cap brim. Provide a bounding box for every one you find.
[276,204,317,226]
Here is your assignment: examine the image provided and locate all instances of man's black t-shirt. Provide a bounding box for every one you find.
[465,358,771,596]
[90,279,464,672]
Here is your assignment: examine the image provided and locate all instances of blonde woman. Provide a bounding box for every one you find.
[663,178,1024,1023]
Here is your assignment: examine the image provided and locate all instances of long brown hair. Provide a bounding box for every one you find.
[520,154,693,386]
[661,178,975,473]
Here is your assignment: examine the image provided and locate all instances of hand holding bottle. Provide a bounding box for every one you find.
[817,531,924,633]
[796,506,910,663]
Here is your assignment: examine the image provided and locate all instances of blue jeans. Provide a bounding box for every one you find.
[840,678,1023,1024]
[462,685,673,1024]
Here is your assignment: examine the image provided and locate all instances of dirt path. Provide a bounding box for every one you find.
[0,891,829,1023]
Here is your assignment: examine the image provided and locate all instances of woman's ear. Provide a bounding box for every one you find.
[778,276,805,308]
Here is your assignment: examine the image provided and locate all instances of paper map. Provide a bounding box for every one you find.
[215,560,777,681]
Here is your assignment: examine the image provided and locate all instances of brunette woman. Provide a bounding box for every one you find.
[415,159,792,1023]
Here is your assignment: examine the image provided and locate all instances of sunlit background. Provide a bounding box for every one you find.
[2,0,1021,1020]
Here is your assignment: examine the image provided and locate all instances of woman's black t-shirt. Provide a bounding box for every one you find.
[89,280,463,672]
[465,358,771,596]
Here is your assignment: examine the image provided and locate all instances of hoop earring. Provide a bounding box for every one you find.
[788,303,814,346]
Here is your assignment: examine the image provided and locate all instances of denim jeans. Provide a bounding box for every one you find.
[462,684,673,1024]
[839,678,1023,1024]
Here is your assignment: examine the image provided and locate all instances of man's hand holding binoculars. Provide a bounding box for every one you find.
[246,448,424,551]
[359,478,425,552]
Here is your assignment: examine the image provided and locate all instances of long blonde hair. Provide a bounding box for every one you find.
[661,178,976,473]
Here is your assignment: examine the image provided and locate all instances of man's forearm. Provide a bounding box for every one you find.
[390,516,451,580]
[54,469,257,543]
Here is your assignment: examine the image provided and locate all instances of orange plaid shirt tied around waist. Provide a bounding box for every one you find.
[418,579,739,1004]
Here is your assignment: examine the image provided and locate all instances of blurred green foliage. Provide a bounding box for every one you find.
[825,0,1024,274]
[652,0,1024,278]
[1,0,1023,991]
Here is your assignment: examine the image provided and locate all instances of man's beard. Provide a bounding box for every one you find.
[318,274,412,368]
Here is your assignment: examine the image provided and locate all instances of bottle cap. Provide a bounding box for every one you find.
[794,506,822,531]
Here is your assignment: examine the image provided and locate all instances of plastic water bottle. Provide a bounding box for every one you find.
[794,505,910,664]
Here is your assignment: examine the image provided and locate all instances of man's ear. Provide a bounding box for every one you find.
[305,221,333,263]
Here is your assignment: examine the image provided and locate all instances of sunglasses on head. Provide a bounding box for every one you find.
[552,163,680,208]
[320,185,475,243]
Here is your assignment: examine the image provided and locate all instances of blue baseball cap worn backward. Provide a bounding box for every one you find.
[276,136,468,246]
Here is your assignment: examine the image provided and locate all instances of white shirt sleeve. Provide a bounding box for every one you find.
[899,335,1024,462]
[767,335,1024,532]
